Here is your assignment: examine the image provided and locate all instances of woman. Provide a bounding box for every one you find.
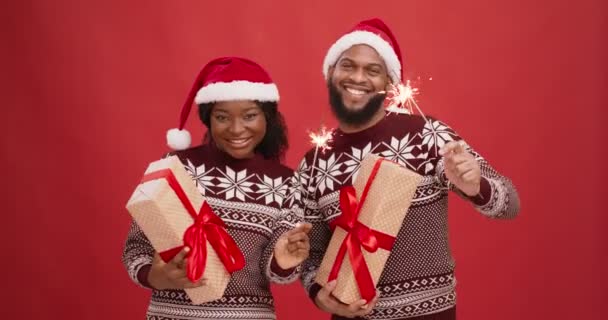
[122,57,311,320]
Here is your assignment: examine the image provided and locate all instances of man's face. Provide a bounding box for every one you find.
[328,44,391,125]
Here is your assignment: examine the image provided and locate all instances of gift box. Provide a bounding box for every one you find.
[126,156,244,304]
[315,154,422,304]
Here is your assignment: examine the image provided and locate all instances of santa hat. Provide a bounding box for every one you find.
[167,57,279,150]
[322,18,403,83]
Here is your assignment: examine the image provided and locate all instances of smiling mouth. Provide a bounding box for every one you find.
[226,137,252,149]
[343,85,371,97]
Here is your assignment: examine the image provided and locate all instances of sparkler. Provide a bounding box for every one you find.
[309,126,333,153]
[305,126,334,198]
[381,79,428,122]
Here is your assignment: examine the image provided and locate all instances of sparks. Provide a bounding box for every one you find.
[380,79,429,122]
[382,80,420,114]
[308,126,333,152]
[305,126,334,199]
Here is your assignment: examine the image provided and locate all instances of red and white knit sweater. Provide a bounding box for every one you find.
[297,113,520,319]
[122,144,302,320]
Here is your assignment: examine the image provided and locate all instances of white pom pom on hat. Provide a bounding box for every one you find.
[166,128,191,151]
[166,57,280,150]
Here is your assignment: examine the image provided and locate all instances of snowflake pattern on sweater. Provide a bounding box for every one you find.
[297,113,520,319]
[122,144,303,320]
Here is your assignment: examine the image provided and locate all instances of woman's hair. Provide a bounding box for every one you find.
[198,101,288,160]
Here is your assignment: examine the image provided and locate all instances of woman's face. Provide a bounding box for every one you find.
[209,100,267,159]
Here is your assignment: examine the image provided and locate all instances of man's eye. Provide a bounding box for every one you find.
[368,69,380,76]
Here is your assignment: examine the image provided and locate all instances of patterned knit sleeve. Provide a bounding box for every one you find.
[121,220,155,288]
[295,157,333,299]
[429,119,521,219]
[260,171,304,284]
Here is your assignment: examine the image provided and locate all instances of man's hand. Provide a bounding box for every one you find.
[147,247,207,290]
[314,280,378,318]
[439,141,482,197]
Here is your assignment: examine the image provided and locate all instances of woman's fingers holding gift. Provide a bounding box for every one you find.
[149,251,190,290]
[170,247,190,270]
[165,266,207,289]
[179,277,207,289]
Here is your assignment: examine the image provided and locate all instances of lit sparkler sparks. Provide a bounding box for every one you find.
[304,126,334,197]
[382,80,421,114]
[308,126,333,153]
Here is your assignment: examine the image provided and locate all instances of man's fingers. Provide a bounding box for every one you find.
[352,294,379,316]
[316,280,341,310]
[452,140,466,154]
[439,141,459,156]
[346,299,368,313]
[446,153,471,166]
[366,294,379,309]
[454,161,475,175]
[462,170,480,183]
[439,141,466,157]
[319,280,337,297]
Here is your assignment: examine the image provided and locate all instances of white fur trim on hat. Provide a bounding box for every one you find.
[323,30,401,83]
[194,81,279,104]
[166,128,192,150]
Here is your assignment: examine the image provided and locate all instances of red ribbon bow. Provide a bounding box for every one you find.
[328,159,396,302]
[141,169,245,282]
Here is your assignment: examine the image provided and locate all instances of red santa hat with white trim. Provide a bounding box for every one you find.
[322,18,404,84]
[167,57,279,150]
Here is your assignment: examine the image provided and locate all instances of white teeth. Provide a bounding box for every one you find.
[346,87,366,95]
[229,138,249,144]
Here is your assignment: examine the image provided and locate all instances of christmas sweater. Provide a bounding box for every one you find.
[122,144,302,320]
[297,113,520,319]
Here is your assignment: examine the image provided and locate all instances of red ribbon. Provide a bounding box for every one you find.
[141,169,245,282]
[328,159,396,302]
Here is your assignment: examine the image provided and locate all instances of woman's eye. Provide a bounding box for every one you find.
[244,113,258,120]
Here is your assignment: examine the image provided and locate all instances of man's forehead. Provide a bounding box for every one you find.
[337,44,386,66]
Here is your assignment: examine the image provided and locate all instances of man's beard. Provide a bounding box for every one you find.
[328,81,386,126]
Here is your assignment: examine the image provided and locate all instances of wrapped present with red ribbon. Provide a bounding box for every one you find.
[315,154,423,304]
[126,156,245,304]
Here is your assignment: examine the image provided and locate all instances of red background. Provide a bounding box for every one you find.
[2,0,606,319]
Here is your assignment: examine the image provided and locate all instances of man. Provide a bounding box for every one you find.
[296,18,520,319]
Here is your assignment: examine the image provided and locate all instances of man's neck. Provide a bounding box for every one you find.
[338,108,386,133]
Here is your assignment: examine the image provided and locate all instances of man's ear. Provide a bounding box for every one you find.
[385,78,393,91]
[328,65,335,78]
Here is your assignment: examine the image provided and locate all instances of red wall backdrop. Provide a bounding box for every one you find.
[2,0,606,319]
